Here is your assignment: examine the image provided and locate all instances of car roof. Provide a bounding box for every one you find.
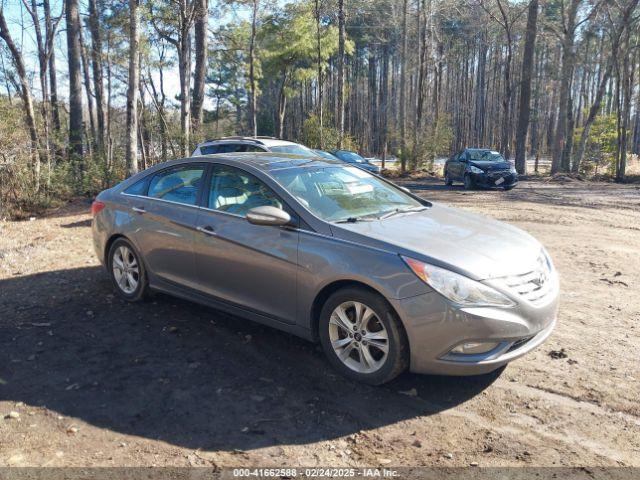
[197,137,304,148]
[176,152,344,172]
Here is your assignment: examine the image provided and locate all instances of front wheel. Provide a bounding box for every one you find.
[319,288,409,385]
[463,174,474,190]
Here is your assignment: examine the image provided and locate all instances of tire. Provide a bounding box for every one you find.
[463,174,474,190]
[319,287,409,385]
[107,238,148,302]
[504,185,515,191]
[444,171,453,186]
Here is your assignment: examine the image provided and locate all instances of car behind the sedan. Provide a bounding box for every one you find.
[92,153,557,384]
[445,148,518,190]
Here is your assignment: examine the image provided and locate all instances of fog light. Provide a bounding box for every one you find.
[451,342,500,355]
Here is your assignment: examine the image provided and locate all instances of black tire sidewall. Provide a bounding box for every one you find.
[319,288,408,385]
[107,238,147,302]
[464,174,473,190]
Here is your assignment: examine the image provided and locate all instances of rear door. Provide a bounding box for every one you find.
[126,163,206,290]
[192,164,299,324]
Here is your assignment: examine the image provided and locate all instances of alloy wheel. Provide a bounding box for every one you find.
[112,245,140,295]
[328,301,389,374]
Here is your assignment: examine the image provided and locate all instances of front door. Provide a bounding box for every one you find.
[192,165,299,324]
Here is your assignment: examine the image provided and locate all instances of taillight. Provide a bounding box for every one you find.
[91,200,106,217]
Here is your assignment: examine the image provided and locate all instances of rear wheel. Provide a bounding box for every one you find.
[319,288,409,385]
[108,238,148,302]
[444,171,453,186]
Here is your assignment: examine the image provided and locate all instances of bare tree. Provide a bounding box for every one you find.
[192,0,208,132]
[573,0,640,172]
[314,0,322,147]
[0,7,41,192]
[336,0,345,147]
[126,0,140,175]
[248,0,259,137]
[66,0,84,178]
[399,0,408,171]
[514,0,538,173]
[150,0,198,156]
[88,0,107,151]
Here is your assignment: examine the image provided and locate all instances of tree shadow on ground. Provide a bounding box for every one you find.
[0,266,501,451]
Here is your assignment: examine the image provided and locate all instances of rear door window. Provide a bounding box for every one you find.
[148,165,205,206]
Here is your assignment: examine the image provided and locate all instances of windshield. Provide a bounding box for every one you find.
[314,150,338,160]
[336,151,366,163]
[269,144,318,156]
[467,150,505,162]
[270,166,423,222]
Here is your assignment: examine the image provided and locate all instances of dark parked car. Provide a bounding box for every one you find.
[444,148,518,190]
[331,150,382,174]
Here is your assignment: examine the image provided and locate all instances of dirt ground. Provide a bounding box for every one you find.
[1,177,639,469]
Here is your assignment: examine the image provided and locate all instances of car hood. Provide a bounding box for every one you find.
[469,161,512,171]
[332,203,542,280]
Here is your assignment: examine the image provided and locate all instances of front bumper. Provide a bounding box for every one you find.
[471,171,518,189]
[390,287,558,376]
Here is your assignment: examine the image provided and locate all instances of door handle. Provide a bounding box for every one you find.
[196,225,217,236]
[132,206,146,214]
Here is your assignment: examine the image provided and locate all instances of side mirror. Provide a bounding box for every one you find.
[246,206,291,227]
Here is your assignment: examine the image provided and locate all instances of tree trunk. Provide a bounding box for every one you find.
[0,8,41,193]
[248,0,259,137]
[399,0,408,172]
[126,0,140,176]
[336,0,345,148]
[79,26,97,148]
[551,0,579,174]
[192,0,208,132]
[514,0,538,174]
[88,0,107,151]
[44,0,61,134]
[315,0,323,148]
[179,28,192,156]
[66,0,85,180]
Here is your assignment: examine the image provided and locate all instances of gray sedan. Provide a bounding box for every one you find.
[91,153,558,385]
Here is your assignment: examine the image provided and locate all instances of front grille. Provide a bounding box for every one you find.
[498,255,555,304]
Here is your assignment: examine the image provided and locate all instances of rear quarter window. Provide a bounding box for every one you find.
[123,179,148,196]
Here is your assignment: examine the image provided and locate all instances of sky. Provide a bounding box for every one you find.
[1,0,258,108]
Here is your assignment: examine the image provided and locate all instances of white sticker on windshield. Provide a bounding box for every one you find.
[490,151,500,155]
[345,166,371,178]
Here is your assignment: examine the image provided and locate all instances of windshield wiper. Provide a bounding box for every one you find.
[333,215,376,224]
[378,206,427,220]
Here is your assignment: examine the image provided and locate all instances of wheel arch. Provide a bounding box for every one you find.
[309,279,407,345]
[104,233,128,265]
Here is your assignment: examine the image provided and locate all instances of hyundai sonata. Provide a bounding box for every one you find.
[91,153,558,385]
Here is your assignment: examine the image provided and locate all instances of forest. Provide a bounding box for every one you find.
[0,0,639,216]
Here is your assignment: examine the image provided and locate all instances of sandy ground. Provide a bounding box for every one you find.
[0,177,639,468]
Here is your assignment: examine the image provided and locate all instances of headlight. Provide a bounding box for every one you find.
[401,257,515,307]
[510,165,517,174]
[469,166,484,174]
